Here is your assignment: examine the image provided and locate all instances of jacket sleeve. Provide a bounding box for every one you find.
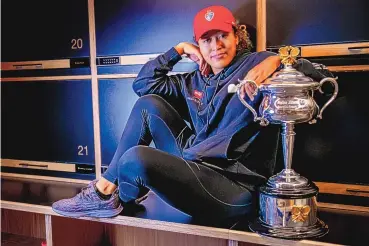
[132,47,190,107]
[293,58,335,81]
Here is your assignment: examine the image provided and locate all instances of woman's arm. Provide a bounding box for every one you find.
[132,47,187,101]
[132,42,209,102]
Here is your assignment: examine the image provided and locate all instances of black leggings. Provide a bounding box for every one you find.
[102,95,252,220]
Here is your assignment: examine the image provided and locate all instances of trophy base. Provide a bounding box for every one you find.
[251,169,329,240]
[249,217,329,240]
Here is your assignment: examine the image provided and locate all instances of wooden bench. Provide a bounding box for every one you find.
[2,176,368,246]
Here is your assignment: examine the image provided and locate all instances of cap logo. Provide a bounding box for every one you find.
[205,10,214,21]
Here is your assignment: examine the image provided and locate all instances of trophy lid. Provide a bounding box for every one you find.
[261,46,320,90]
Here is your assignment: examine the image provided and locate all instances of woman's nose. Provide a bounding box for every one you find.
[211,39,223,51]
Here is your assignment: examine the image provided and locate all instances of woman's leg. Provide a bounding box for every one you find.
[52,95,193,217]
[117,146,253,221]
[102,94,192,185]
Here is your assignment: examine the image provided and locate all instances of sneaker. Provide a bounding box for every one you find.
[52,180,123,218]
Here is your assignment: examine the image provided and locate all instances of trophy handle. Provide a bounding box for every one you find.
[228,79,269,126]
[316,77,339,119]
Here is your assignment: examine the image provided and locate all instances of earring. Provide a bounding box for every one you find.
[240,24,247,31]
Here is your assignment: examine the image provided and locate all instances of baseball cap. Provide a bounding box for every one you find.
[193,5,236,42]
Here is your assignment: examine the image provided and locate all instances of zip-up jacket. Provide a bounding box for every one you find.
[133,47,281,190]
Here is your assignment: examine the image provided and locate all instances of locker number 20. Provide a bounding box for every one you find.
[71,38,83,49]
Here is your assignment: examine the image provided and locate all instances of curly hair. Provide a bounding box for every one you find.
[233,24,253,53]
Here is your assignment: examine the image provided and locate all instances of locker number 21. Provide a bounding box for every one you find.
[78,145,88,155]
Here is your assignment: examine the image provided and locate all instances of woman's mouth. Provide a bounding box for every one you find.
[211,53,226,60]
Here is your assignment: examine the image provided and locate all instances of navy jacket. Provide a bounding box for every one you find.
[133,47,281,190]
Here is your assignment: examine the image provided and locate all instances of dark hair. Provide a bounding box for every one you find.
[233,24,253,53]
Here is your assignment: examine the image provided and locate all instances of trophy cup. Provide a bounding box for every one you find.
[228,46,338,239]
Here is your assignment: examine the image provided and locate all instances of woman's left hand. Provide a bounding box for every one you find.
[189,54,212,76]
[239,55,281,101]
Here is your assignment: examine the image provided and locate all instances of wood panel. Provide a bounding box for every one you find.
[0,201,231,240]
[1,76,92,82]
[105,223,228,246]
[52,216,106,246]
[1,159,75,172]
[256,0,266,51]
[228,240,239,246]
[1,173,90,185]
[301,42,369,57]
[45,215,53,246]
[238,242,270,246]
[1,59,70,70]
[97,71,185,79]
[315,182,369,198]
[88,0,101,180]
[1,209,45,239]
[3,200,364,245]
[228,230,340,246]
[327,65,369,72]
[318,202,369,213]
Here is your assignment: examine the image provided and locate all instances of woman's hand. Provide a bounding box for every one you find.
[240,55,281,101]
[175,42,211,76]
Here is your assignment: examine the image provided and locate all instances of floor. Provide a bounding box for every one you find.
[1,232,45,246]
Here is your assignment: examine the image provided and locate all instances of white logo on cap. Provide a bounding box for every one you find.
[205,10,214,21]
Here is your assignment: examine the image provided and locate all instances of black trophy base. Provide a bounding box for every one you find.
[249,217,329,240]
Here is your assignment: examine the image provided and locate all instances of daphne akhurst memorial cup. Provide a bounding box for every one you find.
[228,46,339,239]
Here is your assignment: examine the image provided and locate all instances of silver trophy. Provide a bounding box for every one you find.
[228,46,338,239]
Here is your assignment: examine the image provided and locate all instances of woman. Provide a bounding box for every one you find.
[52,5,283,222]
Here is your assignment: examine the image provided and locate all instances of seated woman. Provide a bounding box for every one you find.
[52,5,296,223]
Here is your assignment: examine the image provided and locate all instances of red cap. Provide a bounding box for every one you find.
[193,5,236,42]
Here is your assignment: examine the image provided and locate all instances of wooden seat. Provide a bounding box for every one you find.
[2,176,368,246]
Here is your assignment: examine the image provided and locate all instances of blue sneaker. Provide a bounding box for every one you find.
[52,180,123,218]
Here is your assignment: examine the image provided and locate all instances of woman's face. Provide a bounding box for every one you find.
[198,30,238,75]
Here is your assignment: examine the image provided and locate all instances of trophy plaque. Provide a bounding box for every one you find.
[228,46,339,239]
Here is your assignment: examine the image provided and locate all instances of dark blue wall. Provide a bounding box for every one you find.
[292,72,369,185]
[1,80,95,165]
[2,0,90,62]
[98,78,139,166]
[95,0,256,56]
[266,0,369,47]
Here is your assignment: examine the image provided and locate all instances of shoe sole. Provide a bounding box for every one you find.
[52,205,123,218]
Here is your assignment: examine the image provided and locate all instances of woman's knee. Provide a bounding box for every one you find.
[116,146,152,201]
[117,146,152,177]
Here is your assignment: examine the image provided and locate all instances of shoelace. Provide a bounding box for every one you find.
[77,185,94,201]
